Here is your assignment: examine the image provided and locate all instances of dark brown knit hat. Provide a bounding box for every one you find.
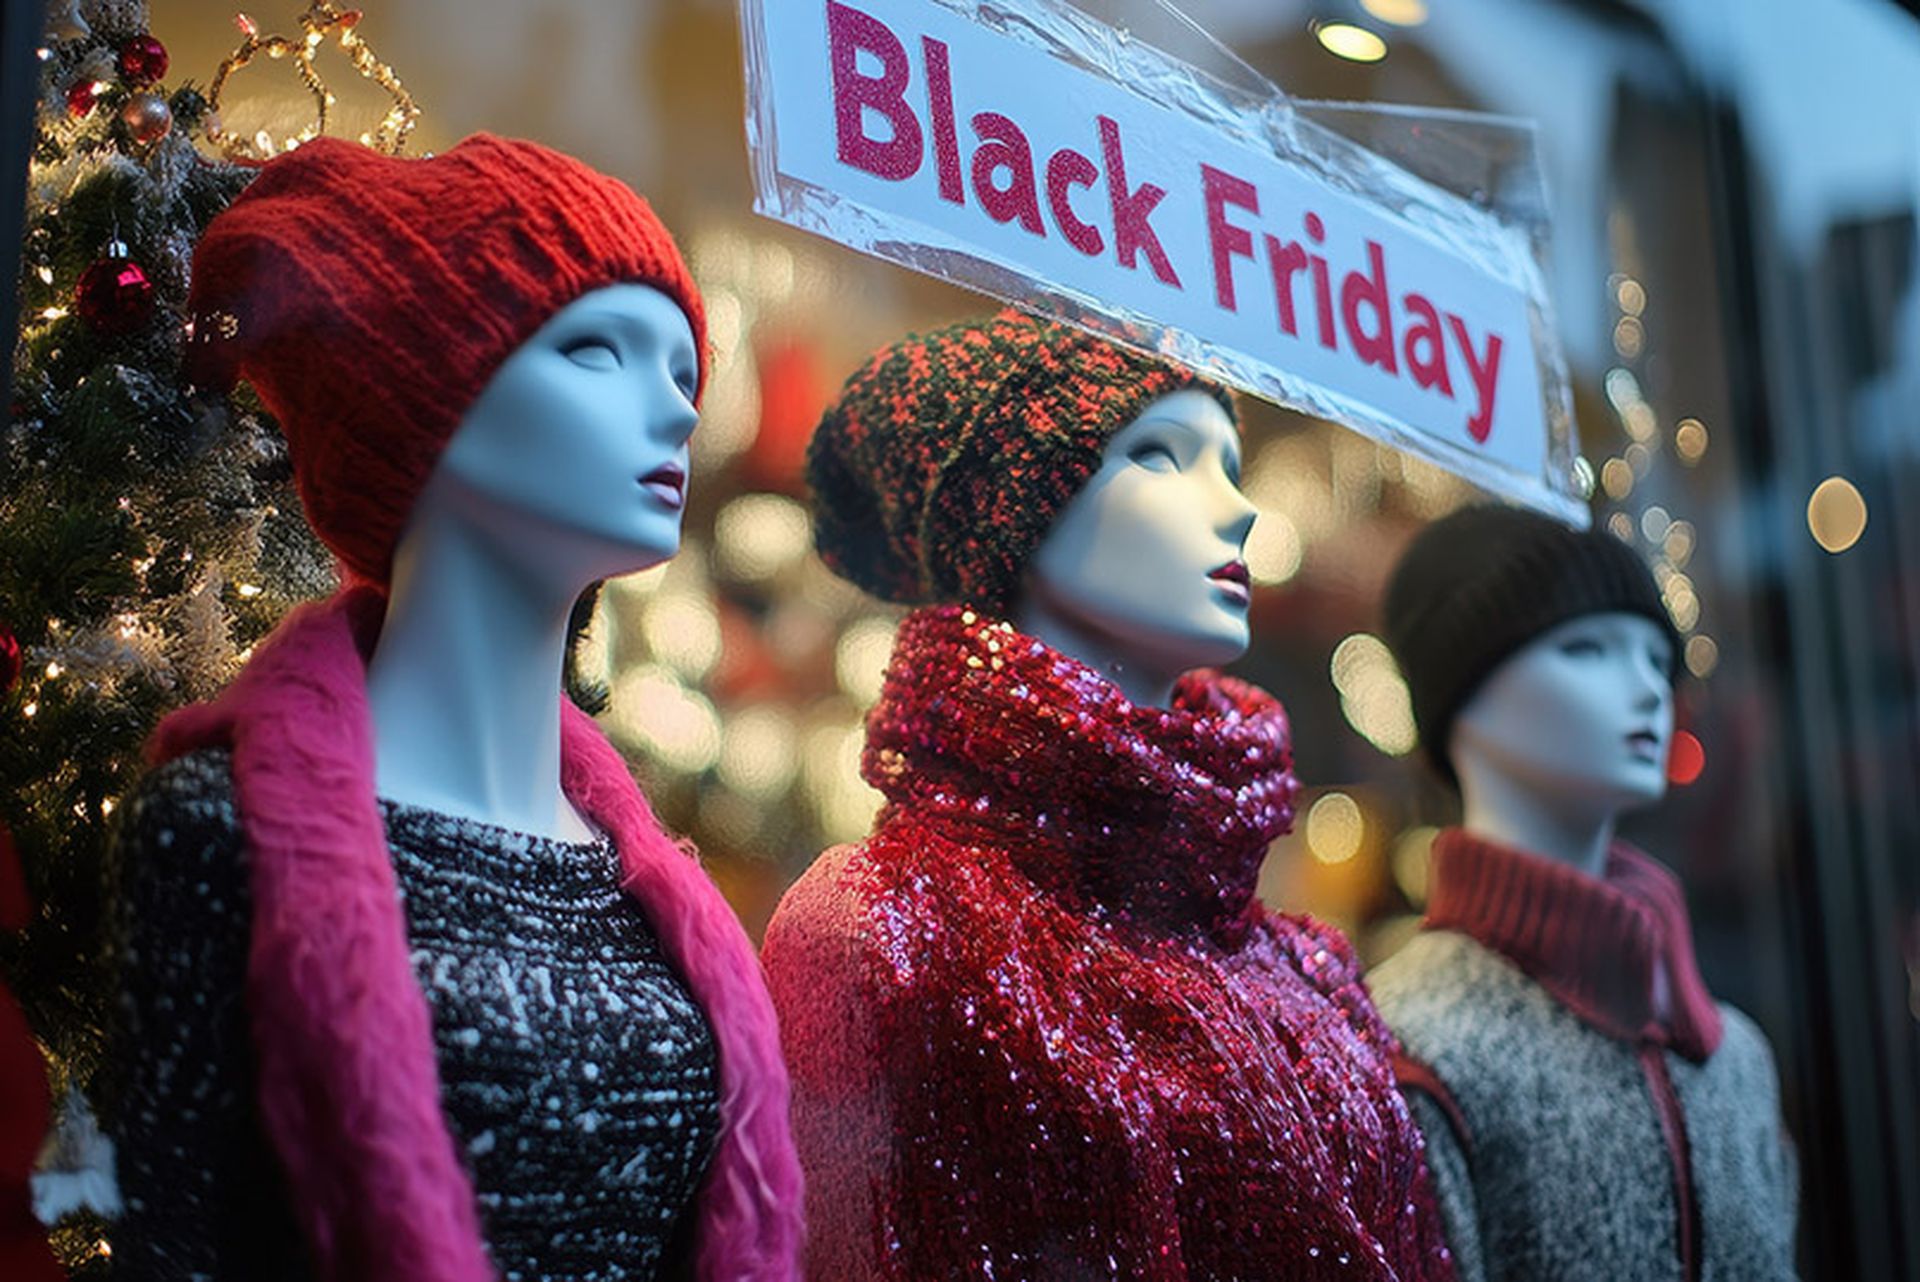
[187,134,706,586]
[1383,503,1681,786]
[806,308,1233,608]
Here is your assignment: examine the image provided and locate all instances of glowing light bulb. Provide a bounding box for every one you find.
[1314,22,1388,63]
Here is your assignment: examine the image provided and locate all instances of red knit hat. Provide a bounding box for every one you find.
[188,134,707,585]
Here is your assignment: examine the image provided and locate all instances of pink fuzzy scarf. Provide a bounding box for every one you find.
[150,586,801,1281]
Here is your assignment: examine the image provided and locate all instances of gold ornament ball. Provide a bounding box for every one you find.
[120,92,174,146]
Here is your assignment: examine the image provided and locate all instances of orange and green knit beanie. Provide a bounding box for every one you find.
[806,308,1234,609]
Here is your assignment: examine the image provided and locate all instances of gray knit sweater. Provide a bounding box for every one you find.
[1367,834,1798,1282]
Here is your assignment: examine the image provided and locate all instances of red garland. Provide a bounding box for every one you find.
[766,605,1456,1281]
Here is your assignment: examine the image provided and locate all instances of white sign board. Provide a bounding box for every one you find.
[740,0,1582,520]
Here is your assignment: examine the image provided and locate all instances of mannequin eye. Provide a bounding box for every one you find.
[1128,442,1180,472]
[1558,636,1605,658]
[561,337,622,370]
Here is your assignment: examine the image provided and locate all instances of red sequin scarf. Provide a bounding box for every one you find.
[766,605,1456,1281]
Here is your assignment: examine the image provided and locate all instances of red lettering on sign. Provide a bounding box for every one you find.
[1402,293,1453,397]
[1447,314,1504,443]
[1342,240,1397,375]
[1202,163,1259,312]
[828,0,921,181]
[1262,233,1308,337]
[1046,149,1105,256]
[1304,213,1336,350]
[971,112,1045,234]
[1099,116,1180,288]
[923,36,963,204]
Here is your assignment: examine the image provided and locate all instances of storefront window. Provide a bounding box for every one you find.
[4,0,1914,1275]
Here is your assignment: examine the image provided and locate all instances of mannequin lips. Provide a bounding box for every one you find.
[1625,728,1662,761]
[640,463,687,510]
[1209,560,1251,606]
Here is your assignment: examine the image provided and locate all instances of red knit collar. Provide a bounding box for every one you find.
[1423,827,1724,1060]
[863,605,1300,938]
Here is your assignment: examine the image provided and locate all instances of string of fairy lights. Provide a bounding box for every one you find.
[207,1,418,159]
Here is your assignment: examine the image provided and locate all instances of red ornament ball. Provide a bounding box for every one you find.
[75,252,155,336]
[65,77,103,117]
[0,624,19,695]
[118,33,169,85]
[120,91,173,145]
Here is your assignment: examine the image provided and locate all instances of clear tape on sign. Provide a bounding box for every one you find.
[740,0,1585,523]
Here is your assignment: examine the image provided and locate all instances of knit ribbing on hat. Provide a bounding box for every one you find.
[187,134,706,585]
[806,309,1234,609]
[1382,504,1681,785]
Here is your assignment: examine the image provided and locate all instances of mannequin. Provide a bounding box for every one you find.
[1450,610,1675,877]
[365,281,699,842]
[103,136,799,1282]
[1369,503,1798,1282]
[1015,388,1254,707]
[764,309,1455,1281]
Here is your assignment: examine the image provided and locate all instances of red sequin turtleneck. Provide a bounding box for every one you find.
[763,605,1456,1282]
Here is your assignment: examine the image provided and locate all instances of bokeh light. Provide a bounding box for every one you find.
[1390,826,1439,907]
[1360,0,1428,26]
[1685,634,1719,679]
[1331,634,1417,757]
[715,493,811,582]
[1246,511,1305,586]
[1307,792,1366,865]
[1807,476,1867,553]
[1667,730,1706,786]
[1675,418,1709,464]
[835,617,898,703]
[1314,22,1388,62]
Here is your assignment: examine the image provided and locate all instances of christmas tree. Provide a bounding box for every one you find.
[3,3,336,1266]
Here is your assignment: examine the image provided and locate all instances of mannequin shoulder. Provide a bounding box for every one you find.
[1367,930,1565,1061]
[1257,910,1365,990]
[767,825,997,942]
[763,829,1021,1004]
[112,749,248,896]
[1704,1001,1789,1095]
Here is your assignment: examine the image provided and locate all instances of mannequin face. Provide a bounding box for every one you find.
[1021,389,1257,687]
[1450,611,1676,818]
[421,282,700,582]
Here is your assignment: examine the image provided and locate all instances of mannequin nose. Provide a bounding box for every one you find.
[1219,488,1257,551]
[1630,662,1668,713]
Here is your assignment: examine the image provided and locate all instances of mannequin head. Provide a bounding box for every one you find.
[806,308,1233,613]
[186,133,705,587]
[1384,503,1683,870]
[1450,610,1675,827]
[1017,389,1256,702]
[401,282,700,592]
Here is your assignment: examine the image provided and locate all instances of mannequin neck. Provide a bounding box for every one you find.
[364,512,596,844]
[1454,754,1617,879]
[1013,595,1177,709]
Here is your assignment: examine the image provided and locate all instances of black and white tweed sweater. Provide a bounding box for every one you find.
[104,748,721,1282]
